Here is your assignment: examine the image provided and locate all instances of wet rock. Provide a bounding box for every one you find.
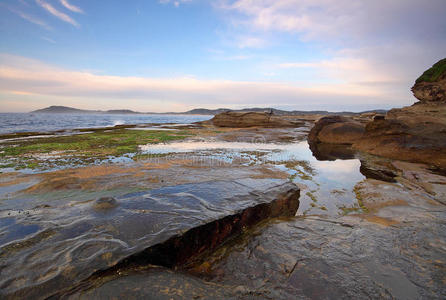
[68,267,235,300]
[0,178,299,299]
[188,161,443,299]
[75,160,446,299]
[308,115,365,145]
[199,186,446,299]
[93,196,118,209]
[391,161,446,205]
[211,111,301,128]
[218,127,307,143]
[80,207,446,299]
[359,157,398,183]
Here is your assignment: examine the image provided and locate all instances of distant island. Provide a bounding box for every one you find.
[31,106,143,115]
[31,105,387,116]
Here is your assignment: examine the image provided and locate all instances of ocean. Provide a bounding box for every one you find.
[0,113,213,134]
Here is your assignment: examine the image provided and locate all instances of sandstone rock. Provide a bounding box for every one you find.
[411,58,446,103]
[353,58,446,169]
[211,111,300,128]
[308,115,365,145]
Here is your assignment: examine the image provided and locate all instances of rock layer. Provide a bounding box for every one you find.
[211,111,301,128]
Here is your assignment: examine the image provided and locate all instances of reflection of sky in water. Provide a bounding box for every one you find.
[140,140,304,153]
[141,140,365,215]
[312,160,363,189]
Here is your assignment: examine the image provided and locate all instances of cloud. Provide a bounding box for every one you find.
[236,36,266,48]
[36,0,79,27]
[277,57,394,83]
[0,54,414,112]
[219,0,446,42]
[59,0,83,14]
[218,0,446,103]
[222,55,251,60]
[7,7,52,30]
[41,36,56,43]
[159,0,192,7]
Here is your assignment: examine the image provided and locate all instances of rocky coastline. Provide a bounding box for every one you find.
[0,59,445,299]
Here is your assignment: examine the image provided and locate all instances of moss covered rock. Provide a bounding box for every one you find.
[412,58,446,103]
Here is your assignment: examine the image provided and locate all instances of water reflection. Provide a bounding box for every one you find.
[309,142,356,161]
[141,140,365,215]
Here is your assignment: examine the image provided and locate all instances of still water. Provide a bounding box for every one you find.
[141,140,366,215]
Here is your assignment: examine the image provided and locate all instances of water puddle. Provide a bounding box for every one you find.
[141,140,366,215]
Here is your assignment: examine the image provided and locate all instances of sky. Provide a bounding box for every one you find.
[0,0,445,113]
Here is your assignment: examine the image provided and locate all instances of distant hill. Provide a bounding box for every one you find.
[31,105,388,116]
[105,109,141,114]
[32,106,141,114]
[183,108,231,115]
[32,106,97,114]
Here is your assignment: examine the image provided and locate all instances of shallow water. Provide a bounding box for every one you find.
[0,113,212,134]
[141,140,366,215]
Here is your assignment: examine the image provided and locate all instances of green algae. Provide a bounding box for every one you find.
[353,185,369,213]
[306,191,318,202]
[0,129,194,170]
[339,206,360,215]
[271,159,315,182]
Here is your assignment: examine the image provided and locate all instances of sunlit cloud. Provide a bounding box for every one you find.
[59,0,83,14]
[219,0,446,41]
[277,57,396,85]
[36,0,79,27]
[217,0,446,105]
[0,54,410,112]
[9,90,35,96]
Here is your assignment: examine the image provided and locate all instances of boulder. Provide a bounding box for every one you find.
[308,115,365,145]
[211,111,299,128]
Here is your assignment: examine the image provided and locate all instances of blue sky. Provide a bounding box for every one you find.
[0,0,445,112]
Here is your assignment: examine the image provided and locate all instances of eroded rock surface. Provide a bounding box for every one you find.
[210,111,302,128]
[0,178,299,299]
